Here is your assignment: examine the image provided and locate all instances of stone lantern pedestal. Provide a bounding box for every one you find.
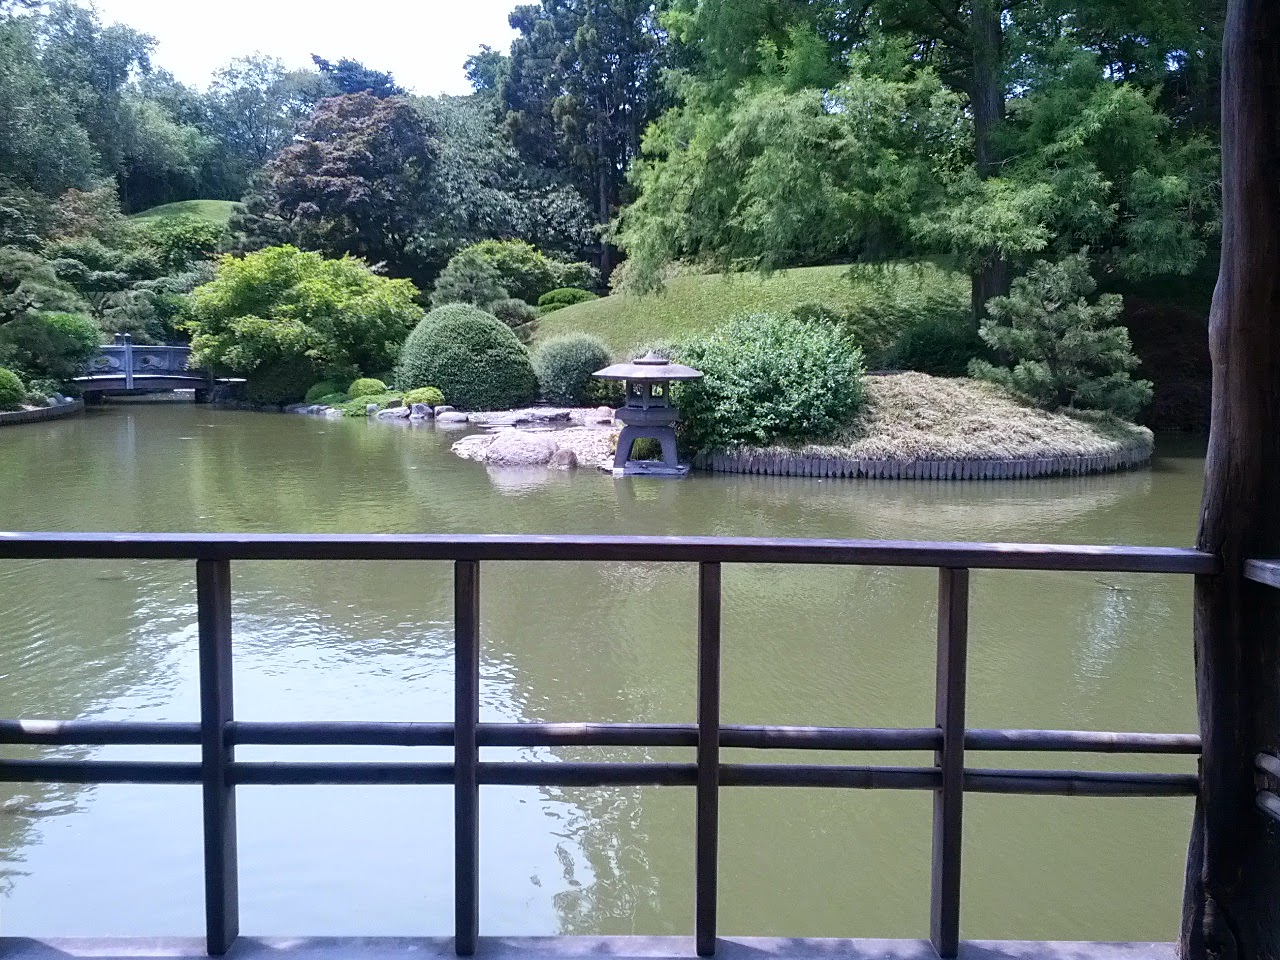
[593,353,703,477]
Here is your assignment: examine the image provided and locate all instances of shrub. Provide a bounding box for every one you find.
[0,367,25,410]
[349,377,388,398]
[132,215,226,273]
[397,304,539,411]
[0,311,101,383]
[882,316,989,377]
[246,360,319,406]
[187,245,423,386]
[971,253,1153,419]
[305,380,347,404]
[433,240,597,307]
[537,287,598,313]
[404,386,444,407]
[430,259,507,309]
[534,333,614,406]
[489,297,538,328]
[332,391,404,417]
[675,312,867,454]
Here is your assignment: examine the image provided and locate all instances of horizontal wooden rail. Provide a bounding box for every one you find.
[1243,558,1280,588]
[0,533,1210,959]
[0,718,1202,754]
[0,531,1217,572]
[0,758,1197,797]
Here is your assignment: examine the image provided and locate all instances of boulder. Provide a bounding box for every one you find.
[376,406,411,420]
[365,403,379,417]
[592,406,615,423]
[484,428,561,466]
[411,403,432,418]
[549,447,578,470]
[434,405,456,417]
[437,411,470,424]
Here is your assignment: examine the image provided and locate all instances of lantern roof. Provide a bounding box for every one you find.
[593,351,703,382]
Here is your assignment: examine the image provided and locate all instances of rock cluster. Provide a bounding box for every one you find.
[453,426,617,471]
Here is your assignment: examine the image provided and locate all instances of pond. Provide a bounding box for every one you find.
[0,404,1207,943]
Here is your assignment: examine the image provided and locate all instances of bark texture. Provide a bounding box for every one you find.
[1183,1,1280,957]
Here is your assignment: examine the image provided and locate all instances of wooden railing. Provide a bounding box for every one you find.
[0,533,1218,958]
[1242,559,1280,826]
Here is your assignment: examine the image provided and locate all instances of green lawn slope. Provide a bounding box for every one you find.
[129,199,241,227]
[536,261,968,356]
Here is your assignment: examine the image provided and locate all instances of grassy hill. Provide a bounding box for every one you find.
[129,199,241,227]
[535,261,969,357]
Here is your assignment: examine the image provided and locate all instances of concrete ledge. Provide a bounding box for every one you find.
[0,937,1178,960]
[0,400,84,427]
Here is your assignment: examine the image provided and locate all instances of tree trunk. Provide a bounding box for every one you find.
[597,128,615,282]
[1182,2,1280,957]
[968,0,1009,321]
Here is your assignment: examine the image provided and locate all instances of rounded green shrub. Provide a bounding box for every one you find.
[349,377,389,398]
[404,386,445,407]
[0,311,102,383]
[676,312,866,455]
[537,287,598,313]
[305,380,348,404]
[397,304,538,411]
[488,298,538,329]
[0,368,27,410]
[534,333,614,406]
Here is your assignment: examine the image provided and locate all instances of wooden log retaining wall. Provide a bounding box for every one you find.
[694,446,1152,480]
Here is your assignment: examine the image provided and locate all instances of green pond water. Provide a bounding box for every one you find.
[0,404,1207,942]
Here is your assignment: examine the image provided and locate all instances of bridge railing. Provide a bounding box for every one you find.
[0,532,1217,958]
[83,334,197,389]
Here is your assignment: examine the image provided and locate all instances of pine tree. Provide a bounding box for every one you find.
[970,252,1152,419]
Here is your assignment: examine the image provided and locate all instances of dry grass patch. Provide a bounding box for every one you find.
[751,373,1153,462]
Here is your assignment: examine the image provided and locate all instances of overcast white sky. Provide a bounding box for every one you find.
[91,0,520,94]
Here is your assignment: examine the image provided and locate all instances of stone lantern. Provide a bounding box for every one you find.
[594,351,703,476]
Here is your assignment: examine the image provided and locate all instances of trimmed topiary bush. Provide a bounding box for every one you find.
[534,333,614,406]
[0,311,101,383]
[676,312,867,455]
[397,304,538,411]
[538,287,598,313]
[0,367,26,410]
[332,392,404,417]
[349,377,388,398]
[404,386,444,407]
[489,298,538,329]
[305,380,348,404]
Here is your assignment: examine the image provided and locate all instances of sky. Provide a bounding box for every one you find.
[91,0,520,95]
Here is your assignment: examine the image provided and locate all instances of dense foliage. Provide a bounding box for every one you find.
[396,304,538,411]
[0,366,24,409]
[186,246,422,400]
[971,253,1152,418]
[0,310,100,382]
[432,240,596,307]
[534,333,614,406]
[538,287,598,312]
[675,312,867,454]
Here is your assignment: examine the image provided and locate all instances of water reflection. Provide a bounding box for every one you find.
[0,406,1206,940]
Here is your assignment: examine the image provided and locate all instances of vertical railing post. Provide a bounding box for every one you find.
[454,560,481,956]
[696,562,722,957]
[930,567,970,959]
[122,333,134,391]
[197,558,238,955]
